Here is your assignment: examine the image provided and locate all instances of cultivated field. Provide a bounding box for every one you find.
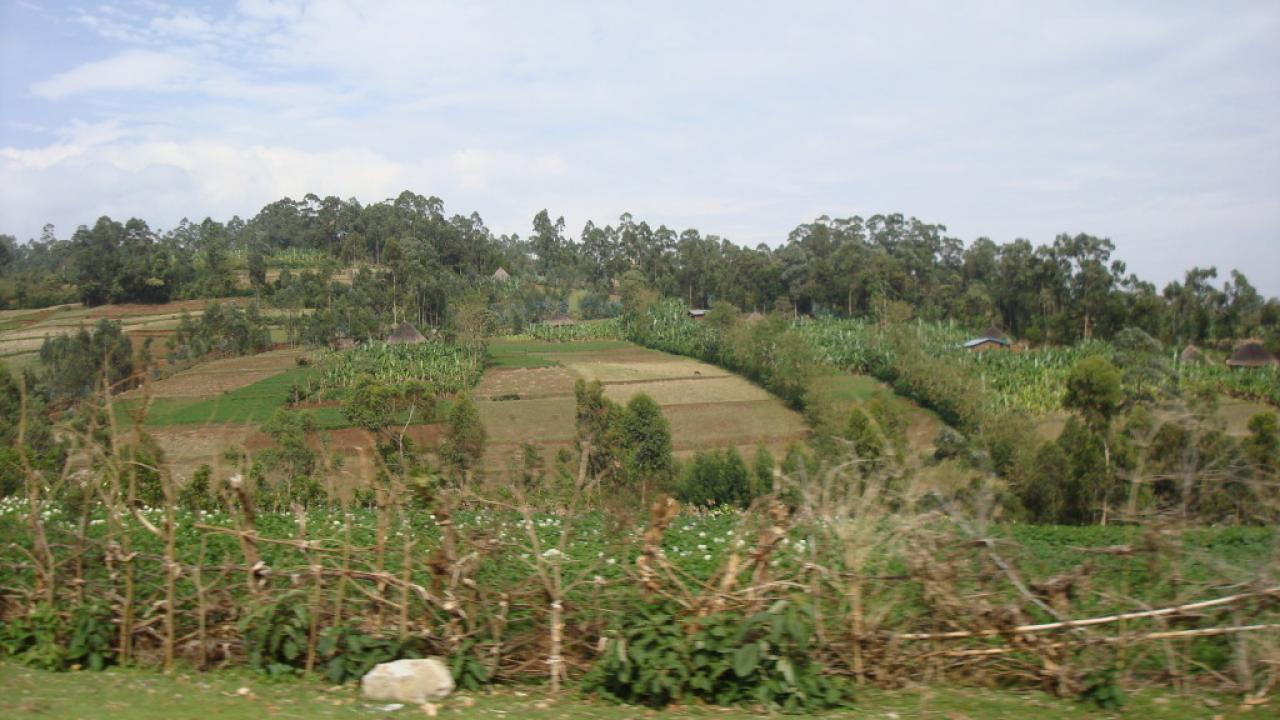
[479,339,810,471]
[0,297,277,370]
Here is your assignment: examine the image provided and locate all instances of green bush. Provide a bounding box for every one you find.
[676,448,753,508]
[584,598,850,712]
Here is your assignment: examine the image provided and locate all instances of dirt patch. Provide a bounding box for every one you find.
[85,298,244,319]
[0,337,45,355]
[476,366,577,400]
[147,425,254,481]
[602,376,773,406]
[477,396,577,444]
[119,350,307,400]
[566,358,728,383]
[133,369,283,399]
[662,400,809,451]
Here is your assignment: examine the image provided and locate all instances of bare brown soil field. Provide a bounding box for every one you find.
[477,396,577,445]
[119,349,305,399]
[146,425,253,482]
[472,341,811,475]
[602,376,773,406]
[476,366,577,400]
[0,337,44,355]
[565,357,729,383]
[661,400,809,451]
[85,297,243,319]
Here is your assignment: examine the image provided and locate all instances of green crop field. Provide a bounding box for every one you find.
[117,367,323,427]
[486,338,635,368]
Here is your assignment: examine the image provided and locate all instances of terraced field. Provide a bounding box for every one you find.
[0,297,287,371]
[478,339,810,472]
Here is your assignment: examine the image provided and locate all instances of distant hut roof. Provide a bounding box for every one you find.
[743,312,765,323]
[688,309,709,319]
[1226,340,1278,368]
[545,313,575,327]
[1179,345,1205,365]
[963,337,1009,350]
[385,322,427,345]
[492,267,511,281]
[963,324,1009,349]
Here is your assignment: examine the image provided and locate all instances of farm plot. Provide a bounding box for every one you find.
[475,339,809,472]
[120,348,306,399]
[807,373,941,455]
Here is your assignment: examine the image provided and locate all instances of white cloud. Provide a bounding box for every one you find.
[451,150,566,191]
[31,49,192,98]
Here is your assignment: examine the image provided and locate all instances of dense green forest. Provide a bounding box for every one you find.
[2,190,1277,349]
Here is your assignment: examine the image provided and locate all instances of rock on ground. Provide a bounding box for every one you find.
[360,658,454,704]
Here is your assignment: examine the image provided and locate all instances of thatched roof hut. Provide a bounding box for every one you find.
[1179,345,1205,365]
[743,312,765,324]
[386,322,427,345]
[544,313,575,327]
[1226,340,1278,369]
[492,267,511,282]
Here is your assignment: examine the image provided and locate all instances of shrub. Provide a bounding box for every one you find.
[584,598,850,712]
[844,407,884,467]
[442,394,486,476]
[620,393,673,487]
[677,448,753,508]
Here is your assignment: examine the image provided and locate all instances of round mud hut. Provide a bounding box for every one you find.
[1179,345,1206,365]
[386,322,428,345]
[1225,340,1278,369]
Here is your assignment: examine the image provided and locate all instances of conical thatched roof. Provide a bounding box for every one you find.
[1179,345,1205,365]
[386,322,427,345]
[492,267,510,282]
[1226,340,1278,368]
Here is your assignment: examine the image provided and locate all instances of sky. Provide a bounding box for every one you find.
[1,0,1278,294]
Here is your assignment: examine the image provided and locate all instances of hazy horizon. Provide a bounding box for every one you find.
[2,1,1277,294]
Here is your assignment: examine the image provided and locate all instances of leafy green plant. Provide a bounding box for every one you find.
[582,600,691,707]
[449,639,492,690]
[66,603,116,671]
[0,604,66,671]
[584,598,849,712]
[316,626,425,684]
[239,594,312,677]
[1080,666,1126,709]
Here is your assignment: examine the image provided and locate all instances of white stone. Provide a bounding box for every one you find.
[360,658,455,704]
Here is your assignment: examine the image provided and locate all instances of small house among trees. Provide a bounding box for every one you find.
[1179,345,1205,365]
[492,267,511,282]
[688,308,709,320]
[545,313,575,327]
[385,322,427,345]
[962,324,1010,352]
[1226,340,1278,369]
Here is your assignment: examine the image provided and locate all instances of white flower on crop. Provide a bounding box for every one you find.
[541,548,562,558]
[606,558,616,565]
[697,544,707,551]
[703,554,712,561]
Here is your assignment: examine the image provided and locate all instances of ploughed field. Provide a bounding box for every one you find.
[476,338,811,472]
[0,298,291,372]
[99,338,811,486]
